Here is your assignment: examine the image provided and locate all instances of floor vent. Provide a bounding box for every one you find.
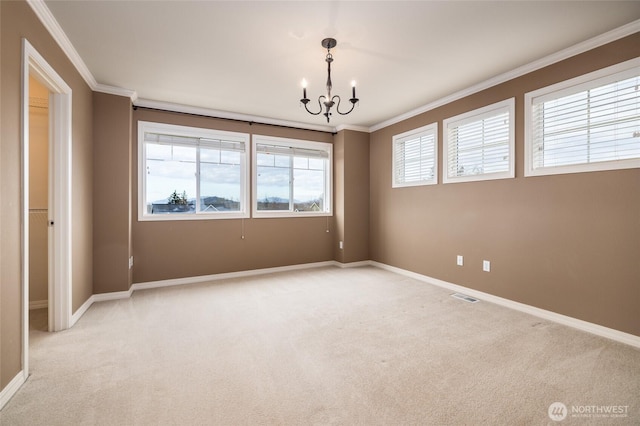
[451,293,479,303]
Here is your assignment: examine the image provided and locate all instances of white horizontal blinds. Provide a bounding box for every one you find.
[532,74,640,169]
[145,132,246,166]
[447,108,510,177]
[200,138,245,152]
[144,134,196,163]
[144,132,245,151]
[255,143,329,159]
[144,132,198,146]
[394,131,436,184]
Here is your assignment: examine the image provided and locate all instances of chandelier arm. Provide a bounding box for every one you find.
[302,96,325,116]
[333,95,357,116]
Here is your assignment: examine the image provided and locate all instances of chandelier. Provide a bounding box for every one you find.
[300,38,359,123]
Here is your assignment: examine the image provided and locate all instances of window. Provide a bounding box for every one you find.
[392,123,438,187]
[138,121,249,220]
[525,58,640,176]
[252,135,332,217]
[443,98,515,183]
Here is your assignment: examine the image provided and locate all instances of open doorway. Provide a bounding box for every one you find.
[28,76,50,332]
[21,38,73,378]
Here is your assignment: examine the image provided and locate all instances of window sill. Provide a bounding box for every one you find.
[138,211,249,222]
[251,211,332,219]
[392,180,437,188]
[525,159,640,177]
[443,171,514,184]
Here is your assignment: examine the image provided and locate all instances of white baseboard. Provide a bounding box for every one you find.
[70,295,94,327]
[66,259,639,349]
[370,261,640,349]
[0,371,26,410]
[70,288,134,327]
[29,300,48,310]
[92,289,134,302]
[334,260,372,268]
[69,261,337,326]
[131,261,337,292]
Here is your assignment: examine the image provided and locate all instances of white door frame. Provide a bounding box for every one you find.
[21,38,73,375]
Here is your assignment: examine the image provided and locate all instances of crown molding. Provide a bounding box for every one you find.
[26,0,96,88]
[94,83,138,101]
[134,98,336,134]
[335,124,370,133]
[370,19,640,132]
[27,0,137,101]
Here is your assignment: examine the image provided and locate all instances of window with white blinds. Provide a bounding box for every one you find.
[253,135,332,217]
[138,121,249,221]
[443,98,515,183]
[392,123,438,187]
[525,59,640,176]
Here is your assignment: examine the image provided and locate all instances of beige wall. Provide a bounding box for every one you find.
[28,76,49,303]
[28,75,49,210]
[369,34,640,336]
[340,130,370,263]
[70,86,94,314]
[333,131,346,262]
[130,108,335,284]
[1,0,94,389]
[93,92,132,294]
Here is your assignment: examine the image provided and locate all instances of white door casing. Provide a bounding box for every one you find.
[21,38,73,378]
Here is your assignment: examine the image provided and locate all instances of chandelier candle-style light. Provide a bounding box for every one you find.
[300,38,359,123]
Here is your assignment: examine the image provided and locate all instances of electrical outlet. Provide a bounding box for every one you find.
[129,256,134,269]
[339,241,344,250]
[457,255,463,266]
[483,260,491,272]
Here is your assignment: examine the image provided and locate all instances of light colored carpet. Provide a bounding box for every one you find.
[1,266,639,425]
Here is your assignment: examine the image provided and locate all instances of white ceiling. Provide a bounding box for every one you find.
[43,1,640,130]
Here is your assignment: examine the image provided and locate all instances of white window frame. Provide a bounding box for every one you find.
[138,121,250,221]
[392,123,438,188]
[252,135,332,218]
[524,58,640,177]
[443,98,515,184]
